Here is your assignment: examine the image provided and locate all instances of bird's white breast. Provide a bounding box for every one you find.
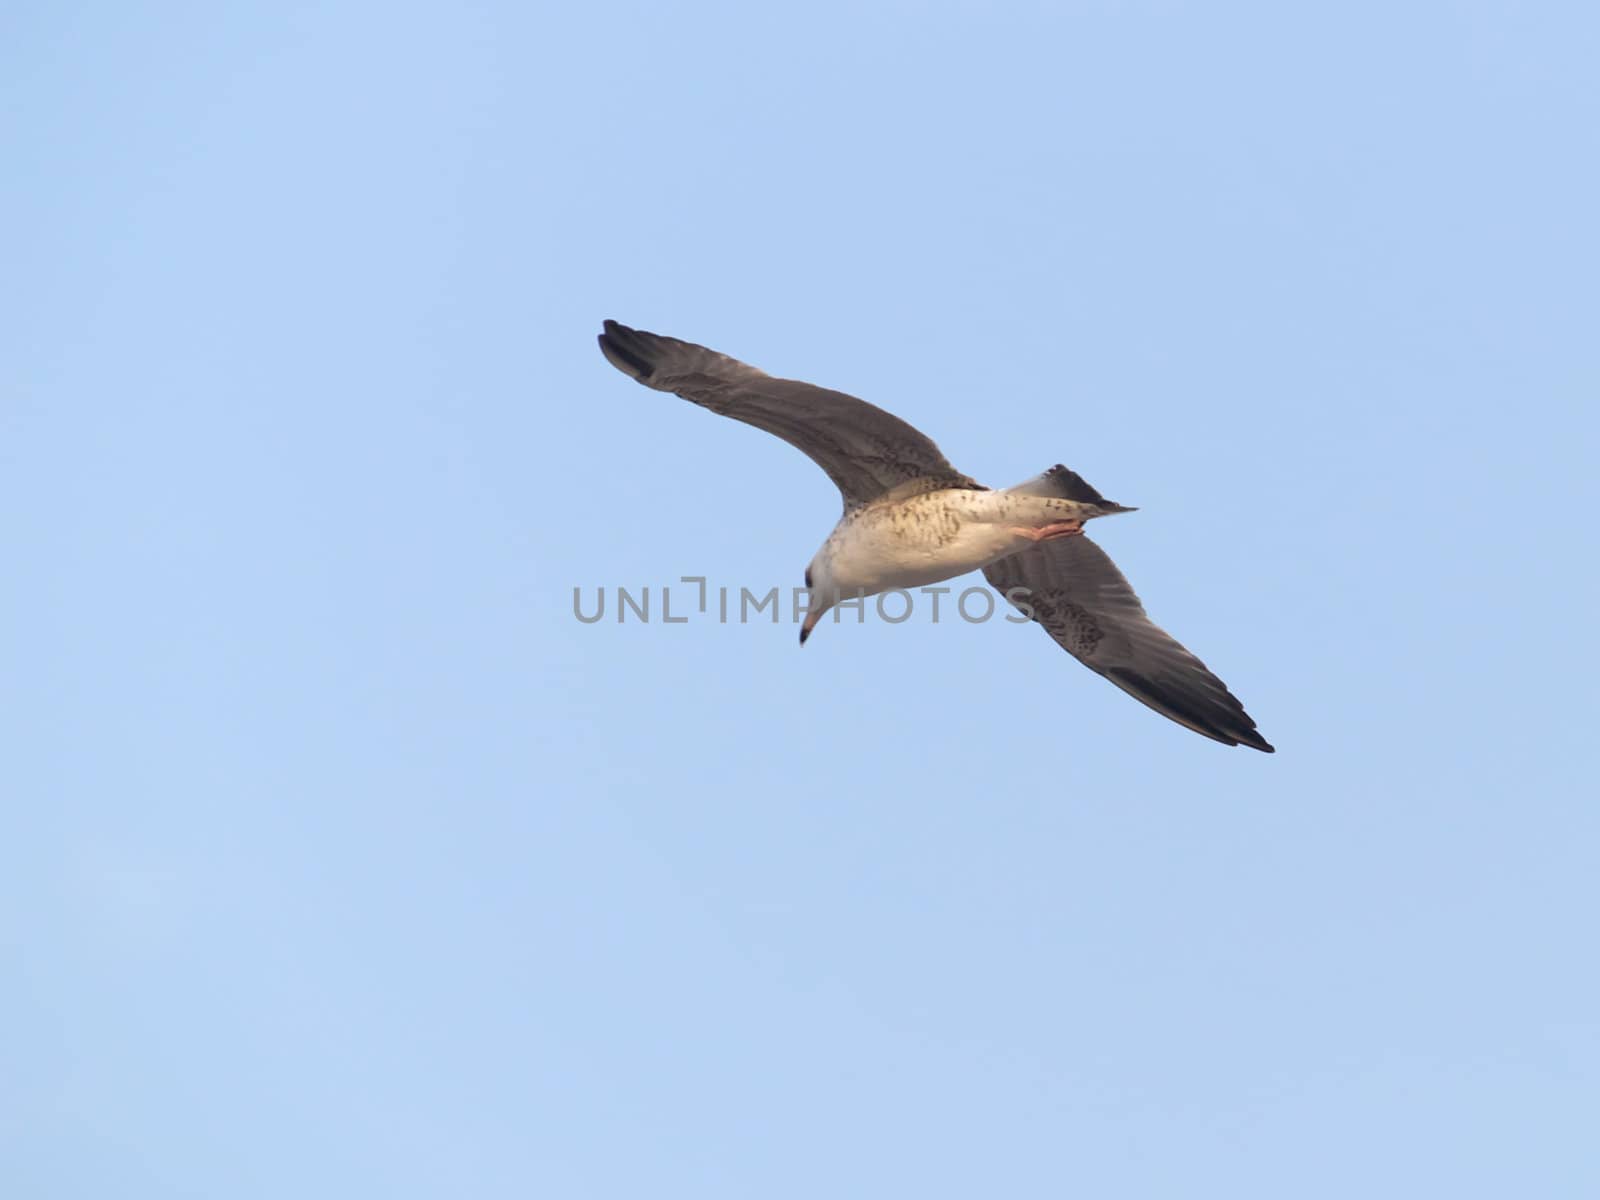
[816,489,1036,595]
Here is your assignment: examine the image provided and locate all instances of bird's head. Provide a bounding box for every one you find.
[799,561,832,646]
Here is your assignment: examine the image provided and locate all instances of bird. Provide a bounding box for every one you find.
[597,319,1273,752]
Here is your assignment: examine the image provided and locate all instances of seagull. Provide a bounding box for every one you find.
[597,320,1273,752]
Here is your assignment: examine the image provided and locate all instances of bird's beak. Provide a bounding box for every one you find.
[799,608,821,646]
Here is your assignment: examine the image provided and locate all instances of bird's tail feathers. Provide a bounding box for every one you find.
[1005,464,1135,515]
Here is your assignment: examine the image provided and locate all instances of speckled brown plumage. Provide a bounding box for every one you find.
[597,319,1273,752]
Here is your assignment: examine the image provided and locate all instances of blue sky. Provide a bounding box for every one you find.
[4,2,1597,1195]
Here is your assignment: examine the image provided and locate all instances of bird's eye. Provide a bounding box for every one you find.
[805,567,813,588]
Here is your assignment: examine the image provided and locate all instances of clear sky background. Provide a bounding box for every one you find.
[4,2,1597,1196]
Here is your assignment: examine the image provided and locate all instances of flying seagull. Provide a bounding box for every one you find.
[597,320,1273,752]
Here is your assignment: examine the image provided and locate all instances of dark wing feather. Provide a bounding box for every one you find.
[598,320,979,508]
[984,536,1274,751]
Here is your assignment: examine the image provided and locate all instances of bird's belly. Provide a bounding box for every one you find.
[826,515,1025,595]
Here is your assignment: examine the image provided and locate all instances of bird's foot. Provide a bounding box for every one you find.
[1012,521,1084,543]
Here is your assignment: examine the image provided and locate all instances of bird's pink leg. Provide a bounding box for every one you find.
[1010,521,1084,542]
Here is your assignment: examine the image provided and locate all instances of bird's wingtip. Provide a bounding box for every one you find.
[597,320,656,381]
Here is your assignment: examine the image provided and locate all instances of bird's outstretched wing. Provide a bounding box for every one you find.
[984,536,1274,751]
[598,320,980,508]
